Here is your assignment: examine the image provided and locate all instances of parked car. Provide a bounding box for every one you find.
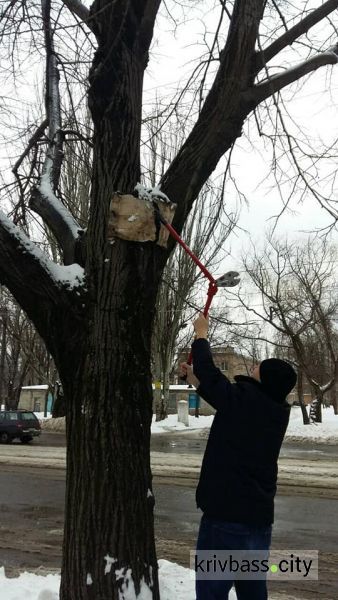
[0,410,41,443]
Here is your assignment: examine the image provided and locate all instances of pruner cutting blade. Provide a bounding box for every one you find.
[215,271,240,288]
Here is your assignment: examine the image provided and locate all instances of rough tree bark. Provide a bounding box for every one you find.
[59,2,163,597]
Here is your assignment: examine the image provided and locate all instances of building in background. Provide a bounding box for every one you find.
[171,346,251,415]
[18,385,52,415]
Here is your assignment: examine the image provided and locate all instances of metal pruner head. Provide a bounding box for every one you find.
[215,271,240,288]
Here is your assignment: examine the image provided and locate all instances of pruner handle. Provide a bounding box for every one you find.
[181,283,218,383]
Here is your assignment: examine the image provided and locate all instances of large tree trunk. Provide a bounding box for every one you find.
[60,247,161,599]
[58,8,165,594]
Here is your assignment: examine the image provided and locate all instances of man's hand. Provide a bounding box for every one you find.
[180,362,200,388]
[193,313,209,339]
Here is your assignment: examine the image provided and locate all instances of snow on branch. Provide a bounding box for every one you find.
[0,211,85,292]
[134,183,171,205]
[255,0,338,73]
[248,45,338,104]
[31,156,81,264]
[319,378,337,394]
[0,210,86,353]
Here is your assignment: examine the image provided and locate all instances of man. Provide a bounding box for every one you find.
[180,314,297,600]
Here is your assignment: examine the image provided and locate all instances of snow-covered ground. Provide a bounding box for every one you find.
[151,406,338,444]
[151,413,213,433]
[0,561,237,600]
[40,406,338,444]
[286,405,338,444]
[35,412,52,421]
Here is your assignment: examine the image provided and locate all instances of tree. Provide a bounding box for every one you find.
[1,1,338,598]
[237,236,338,423]
[271,329,311,424]
[0,288,56,409]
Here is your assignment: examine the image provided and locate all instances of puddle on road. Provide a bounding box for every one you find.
[151,439,204,454]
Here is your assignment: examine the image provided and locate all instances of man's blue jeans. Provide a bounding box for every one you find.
[196,515,272,600]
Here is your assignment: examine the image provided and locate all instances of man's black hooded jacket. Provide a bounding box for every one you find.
[192,339,291,526]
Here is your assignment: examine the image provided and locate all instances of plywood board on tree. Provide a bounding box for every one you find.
[108,193,176,247]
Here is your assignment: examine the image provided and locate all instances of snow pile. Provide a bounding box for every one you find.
[35,412,52,421]
[0,561,238,600]
[41,417,66,432]
[152,405,338,442]
[285,406,338,444]
[159,560,235,600]
[0,567,59,600]
[151,413,214,433]
[41,406,338,443]
[41,414,214,434]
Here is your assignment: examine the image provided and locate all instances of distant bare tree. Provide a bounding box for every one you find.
[0,287,57,409]
[236,236,338,422]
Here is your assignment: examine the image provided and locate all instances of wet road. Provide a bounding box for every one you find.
[0,465,337,598]
[32,430,338,462]
[2,432,337,598]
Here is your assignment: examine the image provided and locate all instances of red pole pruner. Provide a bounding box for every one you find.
[156,210,240,368]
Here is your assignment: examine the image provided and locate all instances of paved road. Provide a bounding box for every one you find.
[1,432,338,598]
[33,430,338,465]
[1,437,338,498]
[0,466,336,599]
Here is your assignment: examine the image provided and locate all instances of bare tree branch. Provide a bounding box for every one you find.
[255,0,338,72]
[61,0,93,30]
[12,119,49,177]
[0,212,63,327]
[238,236,338,420]
[160,0,265,232]
[248,44,338,104]
[30,0,82,264]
